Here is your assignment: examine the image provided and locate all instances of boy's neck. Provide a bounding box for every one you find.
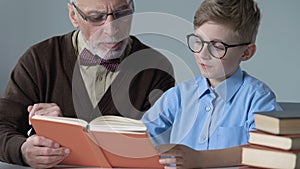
[207,69,238,88]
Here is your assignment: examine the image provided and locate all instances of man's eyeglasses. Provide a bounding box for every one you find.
[186,34,251,59]
[72,0,134,26]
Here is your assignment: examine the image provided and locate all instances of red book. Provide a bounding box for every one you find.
[249,131,300,150]
[242,144,300,169]
[30,115,163,168]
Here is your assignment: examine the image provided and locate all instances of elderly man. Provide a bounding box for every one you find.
[0,0,174,168]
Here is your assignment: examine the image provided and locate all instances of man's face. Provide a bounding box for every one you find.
[70,0,133,59]
[194,21,246,86]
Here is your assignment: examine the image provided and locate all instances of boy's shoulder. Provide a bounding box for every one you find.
[242,70,273,93]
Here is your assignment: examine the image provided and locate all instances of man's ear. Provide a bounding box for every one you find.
[241,43,256,61]
[68,3,79,28]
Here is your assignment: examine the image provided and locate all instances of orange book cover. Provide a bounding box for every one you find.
[30,115,163,168]
[30,116,111,167]
[90,130,163,168]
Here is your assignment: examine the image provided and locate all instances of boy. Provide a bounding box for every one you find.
[0,0,174,168]
[142,0,282,168]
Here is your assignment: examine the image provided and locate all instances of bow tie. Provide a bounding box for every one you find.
[79,48,120,72]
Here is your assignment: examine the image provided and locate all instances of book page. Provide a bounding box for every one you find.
[31,115,88,128]
[89,115,146,133]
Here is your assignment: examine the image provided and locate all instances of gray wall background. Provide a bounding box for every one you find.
[1,0,299,102]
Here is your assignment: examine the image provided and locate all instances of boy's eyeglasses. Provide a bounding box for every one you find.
[186,34,251,59]
[72,0,134,26]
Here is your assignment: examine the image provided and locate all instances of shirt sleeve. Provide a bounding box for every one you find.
[142,87,180,146]
[247,88,282,132]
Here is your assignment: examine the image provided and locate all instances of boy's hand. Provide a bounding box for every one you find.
[157,144,242,169]
[156,144,198,169]
[21,135,70,169]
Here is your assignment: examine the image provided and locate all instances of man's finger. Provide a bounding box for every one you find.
[31,136,60,148]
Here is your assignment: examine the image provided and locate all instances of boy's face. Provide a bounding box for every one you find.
[194,21,247,87]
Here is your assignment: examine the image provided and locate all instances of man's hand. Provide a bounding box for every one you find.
[21,135,70,169]
[28,103,62,124]
[28,103,62,118]
[156,144,198,169]
[24,103,67,168]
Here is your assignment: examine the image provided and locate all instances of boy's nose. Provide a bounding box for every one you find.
[197,45,211,60]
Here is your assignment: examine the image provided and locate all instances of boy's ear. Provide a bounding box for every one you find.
[68,3,79,28]
[241,44,256,61]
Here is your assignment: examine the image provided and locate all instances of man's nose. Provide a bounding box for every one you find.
[103,15,119,36]
[106,13,115,22]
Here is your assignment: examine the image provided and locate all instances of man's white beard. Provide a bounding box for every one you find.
[85,38,129,60]
[83,15,132,60]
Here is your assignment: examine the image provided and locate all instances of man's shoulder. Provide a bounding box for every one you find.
[30,31,74,50]
[129,35,174,71]
[130,35,163,56]
[19,31,75,66]
[130,35,149,50]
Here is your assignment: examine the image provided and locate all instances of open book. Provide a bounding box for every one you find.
[30,115,163,168]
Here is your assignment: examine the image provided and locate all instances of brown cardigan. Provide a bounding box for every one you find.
[0,31,175,165]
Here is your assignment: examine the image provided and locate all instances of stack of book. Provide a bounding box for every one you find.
[241,111,300,169]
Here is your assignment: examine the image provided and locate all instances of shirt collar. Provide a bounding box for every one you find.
[197,67,244,102]
[196,76,211,99]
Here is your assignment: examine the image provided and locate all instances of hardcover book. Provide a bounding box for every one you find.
[249,131,300,150]
[255,111,300,134]
[30,115,163,168]
[242,144,300,169]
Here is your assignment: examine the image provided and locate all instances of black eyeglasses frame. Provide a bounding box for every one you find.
[186,34,251,59]
[72,0,134,26]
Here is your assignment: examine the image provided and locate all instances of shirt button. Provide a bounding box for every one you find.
[205,106,211,111]
[201,135,207,142]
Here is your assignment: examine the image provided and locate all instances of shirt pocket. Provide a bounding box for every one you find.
[216,126,249,149]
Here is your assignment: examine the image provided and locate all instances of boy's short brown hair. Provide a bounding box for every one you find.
[194,0,261,43]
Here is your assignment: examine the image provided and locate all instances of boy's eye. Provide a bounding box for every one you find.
[212,42,226,51]
[195,40,202,44]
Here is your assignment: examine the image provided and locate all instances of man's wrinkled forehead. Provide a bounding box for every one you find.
[75,0,131,12]
[74,0,129,5]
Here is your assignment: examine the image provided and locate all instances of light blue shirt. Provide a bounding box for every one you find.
[142,68,282,150]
